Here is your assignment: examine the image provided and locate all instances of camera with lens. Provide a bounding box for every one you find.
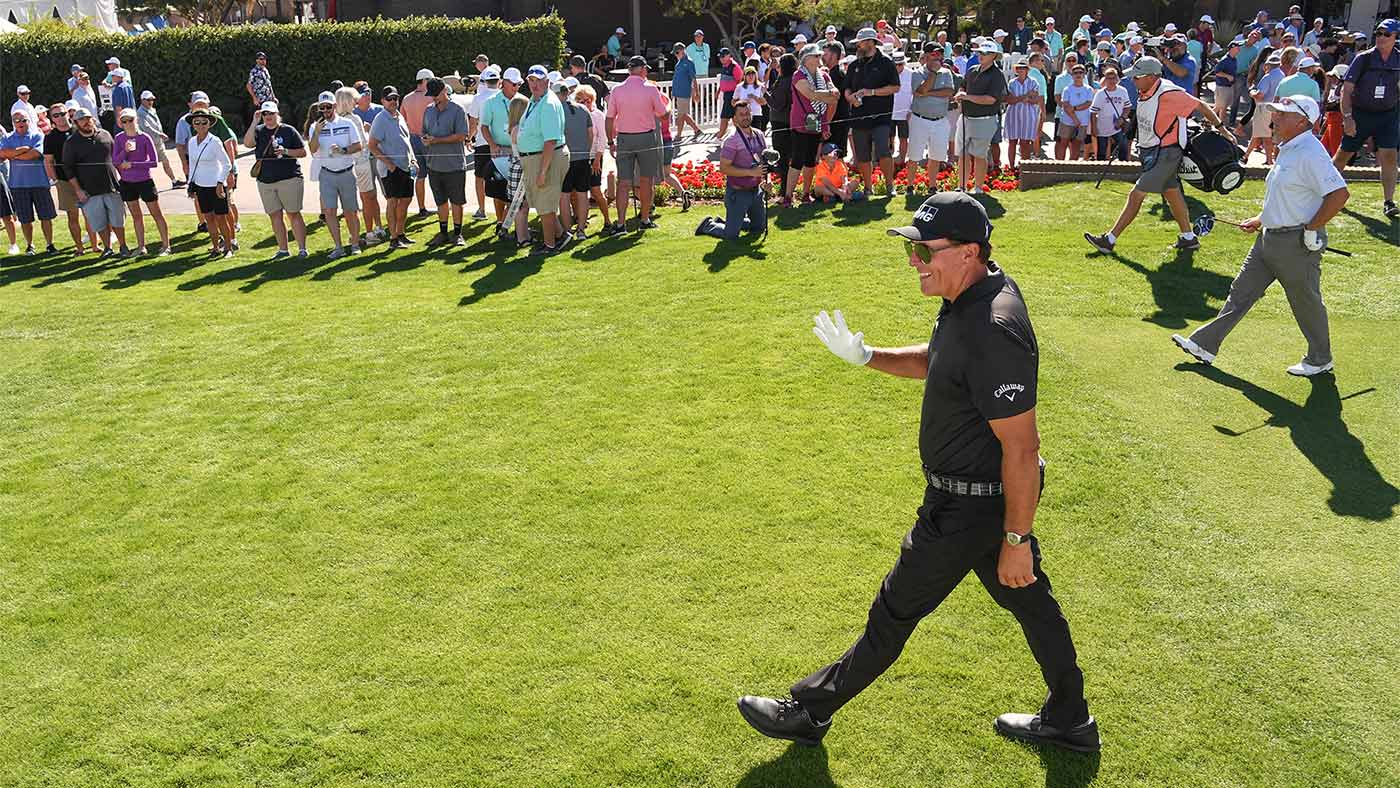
[758,148,781,174]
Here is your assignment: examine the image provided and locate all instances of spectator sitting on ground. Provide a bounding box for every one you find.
[812,143,857,202]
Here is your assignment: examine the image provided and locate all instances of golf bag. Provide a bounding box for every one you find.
[1179,123,1246,194]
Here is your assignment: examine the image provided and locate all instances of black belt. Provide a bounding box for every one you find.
[912,110,946,122]
[518,150,541,157]
[321,166,352,174]
[617,131,654,136]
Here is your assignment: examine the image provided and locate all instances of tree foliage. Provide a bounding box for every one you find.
[665,0,814,49]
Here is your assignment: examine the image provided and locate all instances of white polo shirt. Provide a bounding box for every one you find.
[1260,130,1347,229]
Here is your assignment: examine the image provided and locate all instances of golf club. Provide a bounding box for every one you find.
[1192,213,1354,257]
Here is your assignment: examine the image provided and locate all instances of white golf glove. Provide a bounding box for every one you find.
[1302,228,1325,252]
[812,309,873,366]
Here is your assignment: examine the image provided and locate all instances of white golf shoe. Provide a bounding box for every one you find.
[1171,334,1215,365]
[1286,360,1334,377]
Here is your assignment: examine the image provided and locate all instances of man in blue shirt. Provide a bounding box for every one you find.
[670,42,701,143]
[1334,19,1400,217]
[110,70,136,114]
[517,65,569,254]
[607,27,624,60]
[0,112,57,252]
[1162,36,1199,95]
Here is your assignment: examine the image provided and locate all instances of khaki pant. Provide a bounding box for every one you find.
[521,152,568,212]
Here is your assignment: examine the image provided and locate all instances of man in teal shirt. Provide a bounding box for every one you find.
[1044,17,1065,66]
[479,67,521,157]
[608,27,624,60]
[518,66,569,253]
[686,30,712,78]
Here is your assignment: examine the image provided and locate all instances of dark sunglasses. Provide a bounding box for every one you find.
[191,119,211,126]
[904,239,964,263]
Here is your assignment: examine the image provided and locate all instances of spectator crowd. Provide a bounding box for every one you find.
[0,7,1396,260]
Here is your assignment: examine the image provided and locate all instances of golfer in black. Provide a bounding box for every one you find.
[737,192,1099,753]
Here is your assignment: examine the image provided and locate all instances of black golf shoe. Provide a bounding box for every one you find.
[737,696,830,747]
[994,712,1101,753]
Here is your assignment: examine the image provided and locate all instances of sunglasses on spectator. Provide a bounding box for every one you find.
[192,119,211,126]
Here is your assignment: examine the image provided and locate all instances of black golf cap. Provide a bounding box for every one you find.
[887,192,993,245]
[628,55,648,68]
[922,41,940,53]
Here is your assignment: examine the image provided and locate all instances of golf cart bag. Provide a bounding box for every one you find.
[1179,123,1246,194]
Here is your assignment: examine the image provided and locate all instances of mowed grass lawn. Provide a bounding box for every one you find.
[2,181,1398,788]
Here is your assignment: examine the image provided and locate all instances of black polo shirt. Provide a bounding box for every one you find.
[845,50,900,128]
[961,61,1008,117]
[920,263,1038,481]
[827,63,850,122]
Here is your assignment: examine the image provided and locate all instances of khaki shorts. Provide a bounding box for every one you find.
[674,96,692,118]
[354,158,377,194]
[522,152,569,214]
[1056,123,1087,141]
[1252,106,1272,139]
[55,180,80,212]
[257,177,305,214]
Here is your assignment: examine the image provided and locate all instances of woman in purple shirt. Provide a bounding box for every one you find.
[113,107,170,255]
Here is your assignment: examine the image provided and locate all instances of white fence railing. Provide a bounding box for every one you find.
[604,76,725,130]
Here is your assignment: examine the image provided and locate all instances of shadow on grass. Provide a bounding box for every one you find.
[832,198,892,227]
[177,251,332,292]
[772,201,825,231]
[702,233,768,272]
[735,743,835,788]
[1036,745,1102,788]
[1176,363,1397,521]
[1104,247,1232,329]
[1339,207,1399,245]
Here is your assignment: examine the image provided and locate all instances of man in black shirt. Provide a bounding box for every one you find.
[821,41,851,158]
[43,102,96,254]
[958,42,1009,195]
[738,192,1098,754]
[61,107,128,257]
[844,27,901,195]
[570,55,609,110]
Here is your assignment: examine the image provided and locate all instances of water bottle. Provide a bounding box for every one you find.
[408,161,419,179]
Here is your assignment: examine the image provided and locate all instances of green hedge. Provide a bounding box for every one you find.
[0,15,566,133]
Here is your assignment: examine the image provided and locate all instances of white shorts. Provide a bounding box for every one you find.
[908,114,950,163]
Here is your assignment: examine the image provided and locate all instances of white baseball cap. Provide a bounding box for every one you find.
[1297,56,1319,69]
[791,33,808,44]
[118,107,137,121]
[1130,36,1144,45]
[547,70,562,82]
[563,76,579,89]
[976,41,999,54]
[105,56,121,65]
[189,90,209,103]
[260,100,279,113]
[1079,14,1093,23]
[994,29,1007,38]
[140,89,155,100]
[1127,22,1141,31]
[1164,23,1178,32]
[1266,95,1320,124]
[825,25,837,34]
[501,67,524,84]
[416,68,435,81]
[1200,15,1215,24]
[481,66,500,81]
[317,91,335,104]
[693,28,703,36]
[1045,16,1056,24]
[617,27,626,34]
[16,84,29,94]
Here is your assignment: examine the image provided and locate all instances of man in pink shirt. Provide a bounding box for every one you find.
[604,56,668,234]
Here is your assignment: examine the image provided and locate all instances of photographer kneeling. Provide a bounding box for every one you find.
[698,100,772,240]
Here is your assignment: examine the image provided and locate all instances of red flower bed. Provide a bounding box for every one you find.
[657,160,1020,204]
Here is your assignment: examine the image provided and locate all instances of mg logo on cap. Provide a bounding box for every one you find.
[914,205,939,224]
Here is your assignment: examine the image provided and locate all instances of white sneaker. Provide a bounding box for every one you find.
[1171,334,1215,365]
[1286,360,1334,377]
[6,244,17,255]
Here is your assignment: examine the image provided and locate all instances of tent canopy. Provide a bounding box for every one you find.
[0,1,118,33]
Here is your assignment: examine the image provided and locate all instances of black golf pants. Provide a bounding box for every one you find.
[790,487,1090,727]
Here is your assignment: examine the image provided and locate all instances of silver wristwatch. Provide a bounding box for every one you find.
[1005,531,1032,547]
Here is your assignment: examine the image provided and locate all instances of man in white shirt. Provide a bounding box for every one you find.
[467,67,501,220]
[1173,97,1350,377]
[891,51,914,170]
